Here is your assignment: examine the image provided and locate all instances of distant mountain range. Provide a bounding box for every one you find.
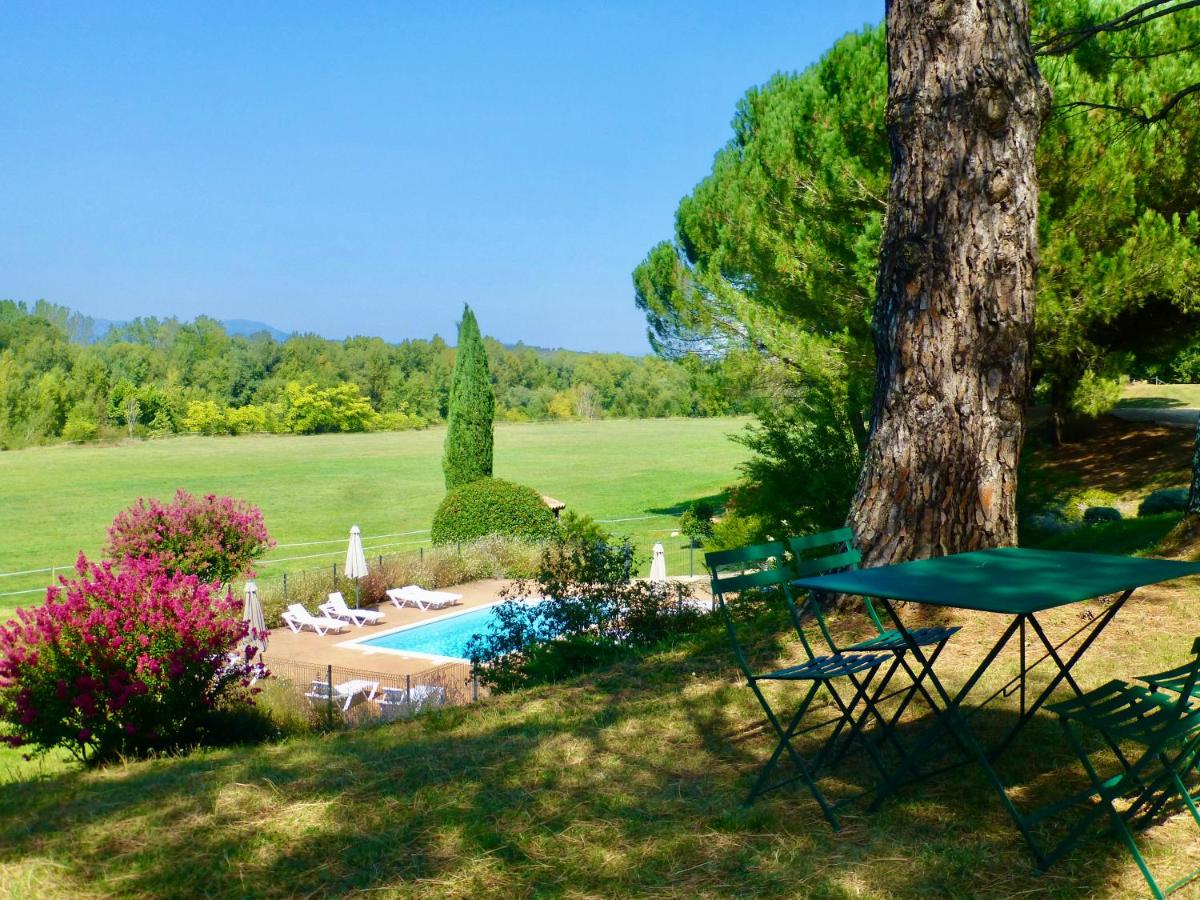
[60,308,631,355]
[84,317,291,344]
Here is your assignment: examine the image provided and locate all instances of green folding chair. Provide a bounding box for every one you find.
[786,528,961,656]
[785,529,960,738]
[705,541,901,830]
[1030,637,1200,899]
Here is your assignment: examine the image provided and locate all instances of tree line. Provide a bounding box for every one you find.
[0,300,752,449]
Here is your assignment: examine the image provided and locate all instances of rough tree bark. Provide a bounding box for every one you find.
[848,0,1051,567]
[1187,414,1200,518]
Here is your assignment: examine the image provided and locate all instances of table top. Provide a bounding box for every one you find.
[791,547,1200,615]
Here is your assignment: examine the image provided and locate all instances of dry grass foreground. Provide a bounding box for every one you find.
[6,575,1200,898]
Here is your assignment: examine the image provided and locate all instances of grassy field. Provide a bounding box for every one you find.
[7,420,1200,894]
[0,418,750,616]
[1120,381,1200,408]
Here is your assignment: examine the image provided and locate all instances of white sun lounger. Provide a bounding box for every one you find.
[319,592,386,627]
[305,679,379,711]
[281,603,349,636]
[385,585,463,611]
[377,684,447,719]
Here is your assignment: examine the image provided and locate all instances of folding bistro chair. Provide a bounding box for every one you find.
[1030,637,1200,899]
[705,541,903,830]
[786,529,960,735]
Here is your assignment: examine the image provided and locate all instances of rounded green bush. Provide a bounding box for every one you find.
[1083,506,1122,526]
[1138,487,1189,517]
[431,478,558,545]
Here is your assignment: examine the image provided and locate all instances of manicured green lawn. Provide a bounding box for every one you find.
[1119,381,1200,408]
[0,418,749,616]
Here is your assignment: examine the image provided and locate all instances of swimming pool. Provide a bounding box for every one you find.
[350,600,544,660]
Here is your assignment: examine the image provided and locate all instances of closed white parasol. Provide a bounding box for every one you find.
[345,525,369,607]
[650,542,667,583]
[242,580,268,658]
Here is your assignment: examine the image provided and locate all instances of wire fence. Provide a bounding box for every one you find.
[0,513,706,607]
[263,654,478,728]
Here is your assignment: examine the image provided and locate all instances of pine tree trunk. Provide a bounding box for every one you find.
[1187,413,1200,518]
[848,0,1050,567]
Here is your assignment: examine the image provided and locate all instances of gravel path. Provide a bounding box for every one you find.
[1111,407,1199,429]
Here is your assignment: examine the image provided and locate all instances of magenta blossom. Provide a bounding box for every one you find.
[0,554,267,765]
[106,489,275,585]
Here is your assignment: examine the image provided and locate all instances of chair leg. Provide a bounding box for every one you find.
[1062,721,1167,899]
[744,681,843,829]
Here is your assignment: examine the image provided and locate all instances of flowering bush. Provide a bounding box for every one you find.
[0,554,266,765]
[466,536,702,692]
[106,489,274,585]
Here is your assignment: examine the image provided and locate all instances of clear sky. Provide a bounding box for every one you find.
[1,2,882,353]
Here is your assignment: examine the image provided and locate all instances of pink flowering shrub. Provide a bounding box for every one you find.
[0,554,267,765]
[106,489,275,585]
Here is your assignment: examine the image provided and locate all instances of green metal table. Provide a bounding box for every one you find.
[793,546,1200,864]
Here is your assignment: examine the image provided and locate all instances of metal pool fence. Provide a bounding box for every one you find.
[0,513,706,607]
[263,655,479,729]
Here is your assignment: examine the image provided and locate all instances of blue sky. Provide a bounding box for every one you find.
[1,2,881,353]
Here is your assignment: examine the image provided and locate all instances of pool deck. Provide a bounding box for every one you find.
[261,575,713,679]
[262,578,514,678]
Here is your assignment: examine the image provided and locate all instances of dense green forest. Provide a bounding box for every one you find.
[0,301,752,449]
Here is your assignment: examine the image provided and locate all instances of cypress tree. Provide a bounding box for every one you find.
[443,305,495,489]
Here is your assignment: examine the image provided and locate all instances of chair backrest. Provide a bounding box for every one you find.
[1173,638,1200,710]
[288,603,309,619]
[327,592,347,609]
[309,680,331,697]
[787,528,877,650]
[705,541,819,678]
[1151,638,1200,736]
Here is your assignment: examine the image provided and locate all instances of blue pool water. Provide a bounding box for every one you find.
[358,600,542,659]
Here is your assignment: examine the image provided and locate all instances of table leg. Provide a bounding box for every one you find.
[1020,617,1026,720]
[989,590,1132,763]
[872,600,1046,864]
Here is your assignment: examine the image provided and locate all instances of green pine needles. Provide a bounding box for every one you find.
[443,305,495,489]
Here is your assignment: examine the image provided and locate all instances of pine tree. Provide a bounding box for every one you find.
[443,305,495,489]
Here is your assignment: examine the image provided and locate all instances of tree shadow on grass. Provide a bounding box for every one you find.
[1114,397,1188,410]
[0,628,1171,899]
[645,491,731,517]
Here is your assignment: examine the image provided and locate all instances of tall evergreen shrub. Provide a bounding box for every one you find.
[443,305,495,489]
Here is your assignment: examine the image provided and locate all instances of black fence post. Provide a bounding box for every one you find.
[377,555,382,568]
[282,572,288,600]
[689,543,695,578]
[326,663,334,730]
[331,563,337,589]
[419,547,424,563]
[406,674,412,715]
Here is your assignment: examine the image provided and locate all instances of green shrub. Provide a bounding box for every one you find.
[466,537,702,692]
[1083,506,1123,525]
[706,509,767,552]
[1056,487,1122,521]
[1070,368,1127,418]
[431,478,557,545]
[1139,488,1189,517]
[61,407,99,443]
[679,500,716,544]
[557,510,612,547]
